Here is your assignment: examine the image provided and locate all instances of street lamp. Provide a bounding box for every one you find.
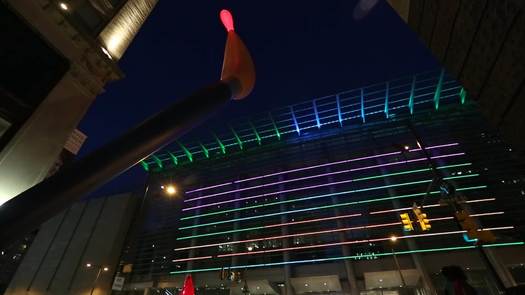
[165,184,177,195]
[86,263,110,295]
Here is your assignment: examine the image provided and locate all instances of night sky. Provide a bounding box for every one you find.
[78,0,439,197]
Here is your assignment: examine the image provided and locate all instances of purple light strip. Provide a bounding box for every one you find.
[182,152,465,211]
[184,142,460,196]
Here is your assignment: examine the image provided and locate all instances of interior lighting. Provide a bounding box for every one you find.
[182,157,466,211]
[174,212,508,251]
[169,242,524,274]
[181,172,479,223]
[178,184,487,231]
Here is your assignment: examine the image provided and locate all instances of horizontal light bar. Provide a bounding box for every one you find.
[169,242,524,273]
[179,173,478,225]
[369,198,497,215]
[178,184,487,231]
[182,162,472,215]
[171,256,213,263]
[170,242,525,274]
[216,227,514,259]
[184,143,460,198]
[175,199,498,248]
[174,212,504,256]
[183,159,470,212]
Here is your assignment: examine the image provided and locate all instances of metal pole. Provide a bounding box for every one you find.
[0,82,232,247]
[391,248,407,287]
[90,267,102,295]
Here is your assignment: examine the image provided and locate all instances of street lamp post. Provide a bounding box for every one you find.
[389,236,407,288]
[86,263,109,295]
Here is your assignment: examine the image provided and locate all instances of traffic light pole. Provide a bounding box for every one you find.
[405,120,508,293]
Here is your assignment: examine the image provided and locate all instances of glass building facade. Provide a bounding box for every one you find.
[117,70,525,295]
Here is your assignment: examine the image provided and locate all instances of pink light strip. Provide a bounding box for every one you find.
[174,207,499,252]
[182,152,465,210]
[171,256,213,263]
[368,198,496,215]
[184,143,460,195]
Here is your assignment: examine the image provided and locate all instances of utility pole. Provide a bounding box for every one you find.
[405,120,507,294]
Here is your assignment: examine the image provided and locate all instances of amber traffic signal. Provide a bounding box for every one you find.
[399,213,414,231]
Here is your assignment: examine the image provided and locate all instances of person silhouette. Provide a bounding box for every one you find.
[441,265,477,295]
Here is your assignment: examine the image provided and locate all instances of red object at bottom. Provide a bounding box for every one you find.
[179,275,195,295]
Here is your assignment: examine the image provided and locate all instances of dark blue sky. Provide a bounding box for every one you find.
[78,0,438,197]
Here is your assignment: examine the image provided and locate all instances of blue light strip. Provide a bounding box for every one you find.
[336,94,343,127]
[313,99,321,128]
[290,106,301,135]
[169,242,524,274]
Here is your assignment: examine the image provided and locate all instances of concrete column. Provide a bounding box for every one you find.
[0,71,96,206]
[230,185,241,295]
[278,175,294,295]
[326,167,359,295]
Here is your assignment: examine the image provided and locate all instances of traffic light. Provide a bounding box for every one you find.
[412,206,431,231]
[455,210,496,243]
[399,213,414,231]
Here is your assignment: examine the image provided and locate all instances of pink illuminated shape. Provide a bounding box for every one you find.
[220,9,235,32]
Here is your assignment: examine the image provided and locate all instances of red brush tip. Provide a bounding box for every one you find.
[220,9,235,32]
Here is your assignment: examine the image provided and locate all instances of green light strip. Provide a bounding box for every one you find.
[168,152,178,165]
[169,242,524,274]
[250,122,262,145]
[434,69,445,110]
[178,142,193,162]
[177,225,265,240]
[200,143,209,158]
[212,133,226,154]
[180,164,473,221]
[459,87,467,104]
[269,112,281,140]
[177,183,486,231]
[230,126,243,150]
[152,155,163,168]
[140,161,149,171]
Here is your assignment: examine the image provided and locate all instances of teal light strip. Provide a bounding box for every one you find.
[434,69,445,110]
[200,143,209,158]
[269,113,281,140]
[152,155,163,168]
[140,161,149,171]
[181,164,474,221]
[177,225,265,240]
[178,142,193,162]
[408,75,416,114]
[168,152,178,165]
[384,81,389,118]
[178,182,486,231]
[459,87,467,104]
[169,242,524,274]
[250,123,262,145]
[230,126,243,150]
[213,133,226,154]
